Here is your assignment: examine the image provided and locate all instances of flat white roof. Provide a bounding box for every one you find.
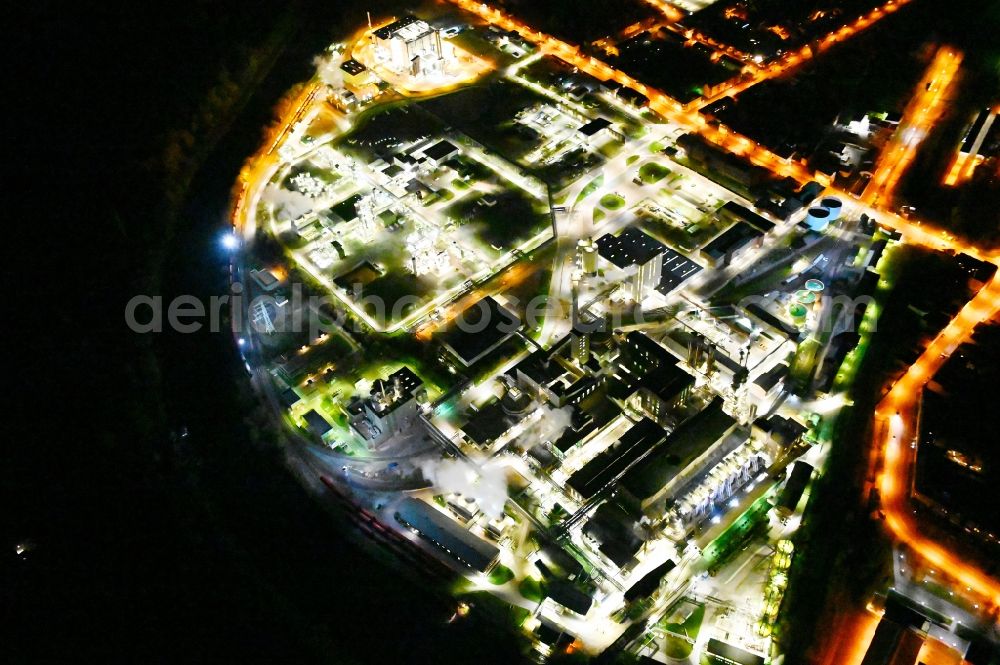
[394,20,434,43]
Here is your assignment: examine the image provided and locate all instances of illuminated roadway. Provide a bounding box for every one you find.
[811,274,1000,665]
[875,273,1000,606]
[695,0,915,109]
[862,46,963,206]
[636,0,684,23]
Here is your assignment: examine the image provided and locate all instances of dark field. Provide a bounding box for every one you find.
[447,189,549,253]
[709,0,933,161]
[610,29,740,103]
[419,80,549,165]
[917,322,1000,536]
[11,0,533,662]
[495,0,658,44]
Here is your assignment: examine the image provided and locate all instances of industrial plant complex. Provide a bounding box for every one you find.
[224,2,1000,664]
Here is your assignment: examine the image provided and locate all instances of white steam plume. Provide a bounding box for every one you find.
[420,457,509,520]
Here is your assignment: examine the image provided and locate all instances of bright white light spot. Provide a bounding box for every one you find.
[221,232,239,251]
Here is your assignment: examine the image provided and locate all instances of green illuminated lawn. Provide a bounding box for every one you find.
[488,564,515,585]
[600,193,626,210]
[518,577,545,603]
[638,162,670,184]
[702,496,772,569]
[790,337,820,390]
[661,602,705,658]
[575,174,605,204]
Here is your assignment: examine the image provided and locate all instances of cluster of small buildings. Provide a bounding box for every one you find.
[698,201,779,267]
[675,132,832,224]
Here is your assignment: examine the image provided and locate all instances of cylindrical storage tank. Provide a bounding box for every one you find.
[789,303,808,325]
[819,196,842,221]
[806,207,831,231]
[804,278,825,293]
[795,290,817,305]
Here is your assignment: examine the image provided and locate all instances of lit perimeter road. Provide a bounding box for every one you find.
[862,46,963,206]
[695,0,915,109]
[877,273,1000,606]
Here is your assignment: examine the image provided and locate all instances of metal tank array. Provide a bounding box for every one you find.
[804,196,843,232]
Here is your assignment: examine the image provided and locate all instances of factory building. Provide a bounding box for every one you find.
[576,117,623,145]
[753,414,806,450]
[622,398,743,511]
[775,460,813,518]
[570,323,592,365]
[566,418,667,501]
[700,222,763,267]
[439,297,521,368]
[619,331,675,375]
[705,639,766,665]
[510,344,592,409]
[420,139,459,166]
[348,366,425,448]
[750,361,788,408]
[303,409,335,440]
[623,559,676,603]
[582,501,644,571]
[460,392,528,449]
[619,399,782,532]
[373,15,445,76]
[717,201,776,235]
[597,228,666,301]
[676,133,772,189]
[577,238,599,275]
[668,436,769,529]
[626,361,696,427]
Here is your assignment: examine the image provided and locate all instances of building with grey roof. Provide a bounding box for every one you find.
[394,498,499,573]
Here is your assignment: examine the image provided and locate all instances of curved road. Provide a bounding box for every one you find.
[875,273,1000,606]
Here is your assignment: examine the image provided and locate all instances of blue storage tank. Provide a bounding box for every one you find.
[819,196,842,221]
[805,207,831,231]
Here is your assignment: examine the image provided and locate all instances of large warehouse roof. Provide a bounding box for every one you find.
[394,498,499,572]
[597,227,666,268]
[567,418,667,499]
